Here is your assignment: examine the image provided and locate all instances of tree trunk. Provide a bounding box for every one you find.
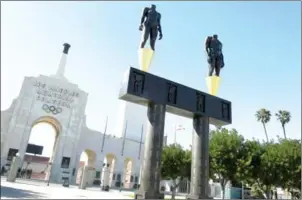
[265,186,271,199]
[282,124,287,140]
[171,179,179,200]
[171,186,176,200]
[274,190,278,199]
[222,184,226,199]
[262,123,269,143]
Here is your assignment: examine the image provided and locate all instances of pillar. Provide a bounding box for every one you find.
[135,103,166,199]
[79,166,89,190]
[101,164,110,191]
[187,116,211,199]
[7,156,21,182]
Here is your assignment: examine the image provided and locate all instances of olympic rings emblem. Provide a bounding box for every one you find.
[42,104,63,115]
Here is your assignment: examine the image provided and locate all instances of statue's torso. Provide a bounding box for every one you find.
[145,8,160,27]
[209,39,222,55]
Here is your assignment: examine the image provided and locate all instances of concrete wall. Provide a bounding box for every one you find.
[77,122,143,188]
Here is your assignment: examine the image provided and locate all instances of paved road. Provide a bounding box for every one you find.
[0,177,131,199]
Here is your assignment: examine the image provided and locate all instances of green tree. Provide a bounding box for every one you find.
[161,144,191,200]
[209,128,244,199]
[235,140,262,187]
[275,110,291,139]
[251,141,283,199]
[276,138,301,199]
[245,139,301,199]
[261,142,277,199]
[255,108,271,142]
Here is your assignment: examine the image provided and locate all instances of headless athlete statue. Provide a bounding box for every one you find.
[139,4,163,51]
[205,34,225,77]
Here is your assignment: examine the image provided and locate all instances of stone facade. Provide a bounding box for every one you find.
[1,74,143,188]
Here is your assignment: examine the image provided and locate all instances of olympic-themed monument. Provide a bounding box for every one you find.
[2,44,145,190]
[118,4,232,199]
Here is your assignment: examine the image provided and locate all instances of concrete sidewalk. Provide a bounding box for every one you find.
[0,177,131,199]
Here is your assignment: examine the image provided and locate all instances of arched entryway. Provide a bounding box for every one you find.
[123,157,134,189]
[103,153,117,187]
[21,116,61,181]
[76,149,97,186]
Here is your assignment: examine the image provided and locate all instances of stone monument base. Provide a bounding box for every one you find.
[135,191,165,199]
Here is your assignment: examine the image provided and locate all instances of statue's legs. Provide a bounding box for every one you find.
[208,56,215,76]
[215,55,223,76]
[208,55,221,77]
[141,26,151,49]
[149,27,158,51]
[135,102,166,199]
[187,116,210,199]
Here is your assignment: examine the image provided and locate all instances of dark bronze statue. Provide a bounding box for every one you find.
[205,34,225,77]
[139,4,163,51]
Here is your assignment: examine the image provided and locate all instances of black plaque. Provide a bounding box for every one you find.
[26,144,43,155]
[167,83,177,104]
[7,148,18,161]
[117,173,121,181]
[221,101,230,120]
[196,92,206,113]
[130,175,134,182]
[132,72,145,95]
[61,157,70,169]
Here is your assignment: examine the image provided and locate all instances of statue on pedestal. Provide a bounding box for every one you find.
[205,34,224,77]
[205,34,225,96]
[139,4,163,51]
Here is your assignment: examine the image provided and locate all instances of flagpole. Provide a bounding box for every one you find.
[138,124,143,160]
[121,121,127,156]
[101,116,108,152]
[174,124,177,144]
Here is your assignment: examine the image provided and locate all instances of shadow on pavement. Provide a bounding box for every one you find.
[0,185,46,198]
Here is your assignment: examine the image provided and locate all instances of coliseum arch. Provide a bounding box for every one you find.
[123,157,134,188]
[25,116,63,181]
[104,153,117,187]
[76,148,97,186]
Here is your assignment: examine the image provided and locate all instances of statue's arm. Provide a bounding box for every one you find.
[157,13,162,34]
[205,37,211,54]
[140,7,149,25]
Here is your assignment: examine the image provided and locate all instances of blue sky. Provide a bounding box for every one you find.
[1,2,301,156]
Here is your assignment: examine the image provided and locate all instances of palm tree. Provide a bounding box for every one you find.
[255,108,271,143]
[275,110,291,139]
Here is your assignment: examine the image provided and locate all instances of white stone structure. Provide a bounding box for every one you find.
[115,101,147,141]
[0,44,144,188]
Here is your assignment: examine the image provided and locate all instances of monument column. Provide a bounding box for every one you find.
[187,116,210,199]
[135,102,166,199]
